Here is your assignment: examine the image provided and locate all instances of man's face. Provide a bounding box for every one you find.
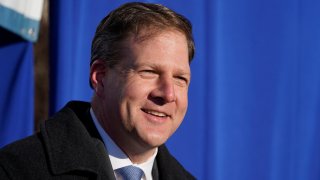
[98,30,190,151]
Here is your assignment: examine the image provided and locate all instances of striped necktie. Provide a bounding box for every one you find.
[115,165,144,180]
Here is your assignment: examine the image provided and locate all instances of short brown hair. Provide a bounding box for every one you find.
[90,2,195,68]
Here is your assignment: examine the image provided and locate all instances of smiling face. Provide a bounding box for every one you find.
[91,30,190,155]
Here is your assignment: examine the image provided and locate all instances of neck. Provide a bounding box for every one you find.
[108,128,157,164]
[124,147,156,164]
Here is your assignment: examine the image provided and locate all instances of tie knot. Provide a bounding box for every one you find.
[115,165,144,180]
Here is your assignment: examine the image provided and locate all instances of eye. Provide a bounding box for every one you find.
[174,76,189,86]
[139,69,158,79]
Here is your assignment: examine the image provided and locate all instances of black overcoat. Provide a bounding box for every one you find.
[0,101,195,180]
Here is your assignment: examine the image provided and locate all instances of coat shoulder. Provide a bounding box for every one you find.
[0,133,48,179]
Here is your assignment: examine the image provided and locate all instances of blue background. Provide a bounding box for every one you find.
[1,0,320,179]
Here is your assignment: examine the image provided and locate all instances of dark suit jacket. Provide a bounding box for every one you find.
[0,101,195,180]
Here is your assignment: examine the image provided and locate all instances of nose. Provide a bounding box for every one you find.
[150,76,176,104]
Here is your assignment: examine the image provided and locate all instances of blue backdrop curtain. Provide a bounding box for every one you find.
[0,28,34,147]
[49,0,320,179]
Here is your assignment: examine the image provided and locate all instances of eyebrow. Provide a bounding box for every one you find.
[131,60,190,75]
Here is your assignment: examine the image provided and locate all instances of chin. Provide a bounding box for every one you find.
[134,122,174,148]
[140,132,170,148]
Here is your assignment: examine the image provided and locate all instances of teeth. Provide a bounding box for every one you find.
[145,110,167,117]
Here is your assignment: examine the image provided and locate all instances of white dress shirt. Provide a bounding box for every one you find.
[90,108,157,180]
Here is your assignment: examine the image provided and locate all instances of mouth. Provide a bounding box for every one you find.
[141,109,170,118]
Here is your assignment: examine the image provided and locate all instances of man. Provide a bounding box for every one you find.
[0,2,195,179]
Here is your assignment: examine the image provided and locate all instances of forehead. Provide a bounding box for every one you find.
[121,30,189,69]
[130,27,185,44]
[126,29,188,53]
[130,30,188,55]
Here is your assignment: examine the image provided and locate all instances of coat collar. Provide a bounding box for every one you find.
[40,101,116,179]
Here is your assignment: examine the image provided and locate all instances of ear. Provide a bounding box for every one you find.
[90,59,108,97]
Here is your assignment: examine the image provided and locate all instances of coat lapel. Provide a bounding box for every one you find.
[40,101,116,180]
[154,145,195,180]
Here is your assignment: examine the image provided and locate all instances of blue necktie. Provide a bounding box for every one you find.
[115,165,144,180]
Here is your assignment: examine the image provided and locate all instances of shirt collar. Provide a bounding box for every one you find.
[90,108,157,180]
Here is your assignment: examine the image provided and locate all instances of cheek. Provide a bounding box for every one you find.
[172,90,188,130]
[123,79,153,100]
[119,81,151,118]
[177,89,189,113]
